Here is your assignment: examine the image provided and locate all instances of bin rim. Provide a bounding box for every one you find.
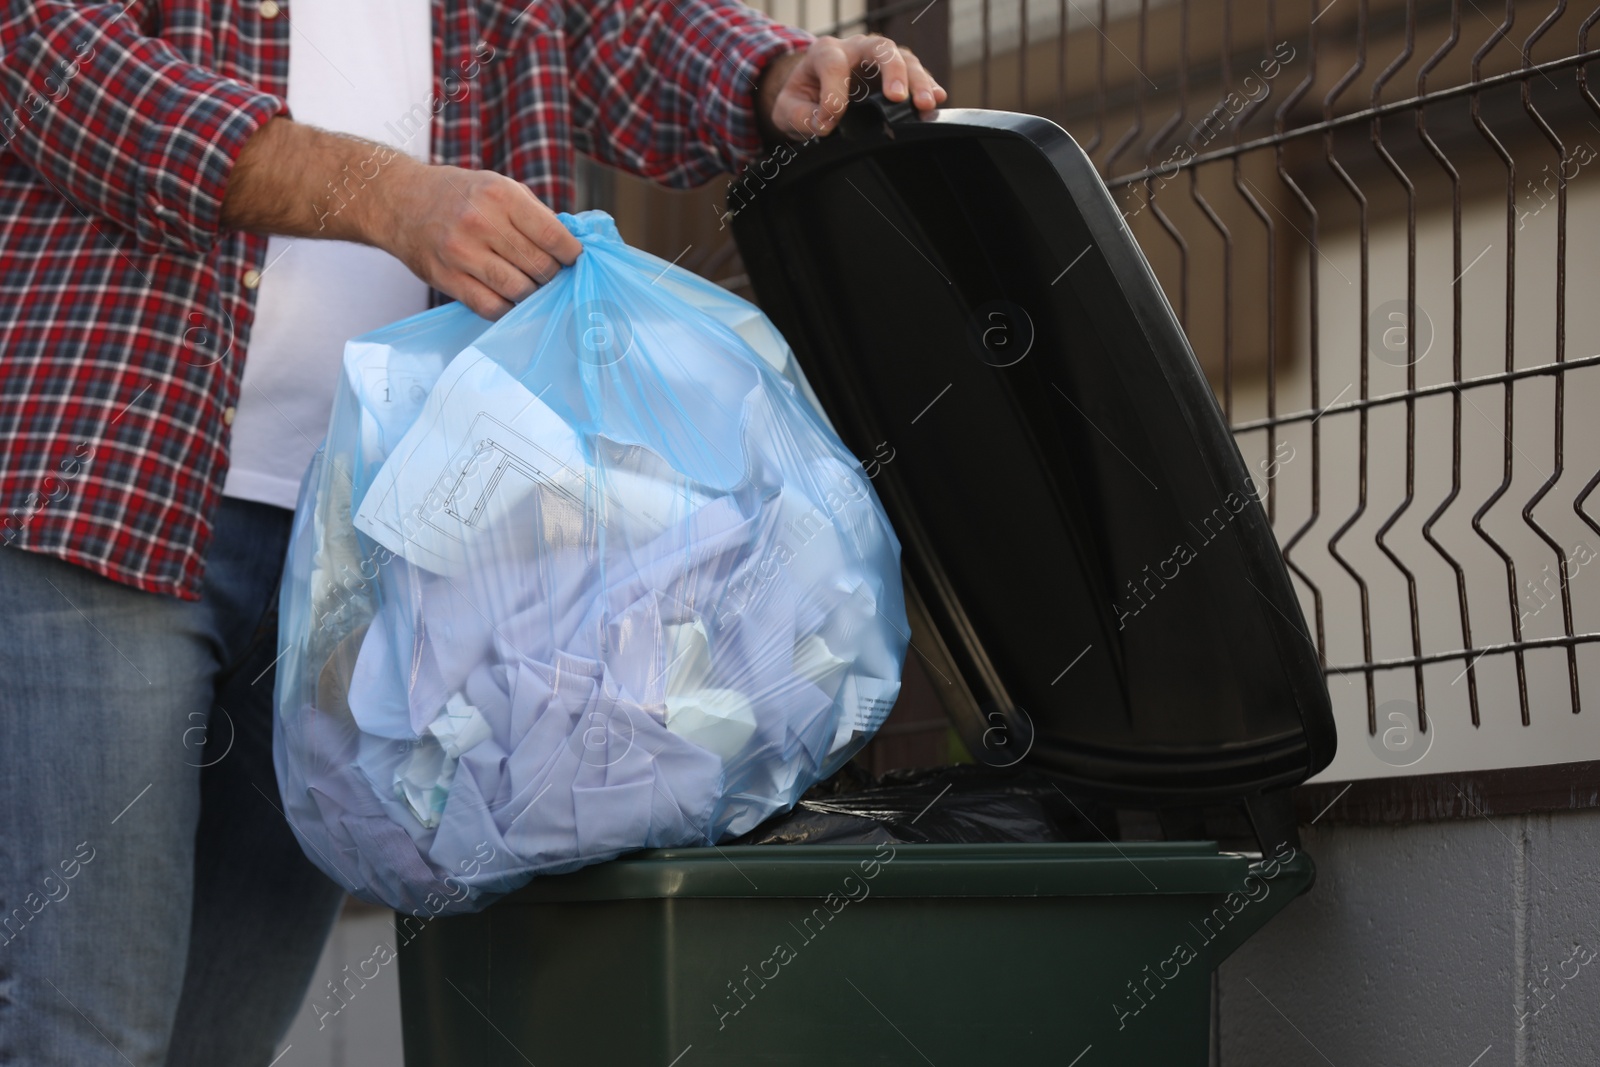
[492,841,1315,904]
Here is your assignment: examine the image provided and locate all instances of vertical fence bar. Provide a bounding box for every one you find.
[1321,0,1378,734]
[1415,0,1480,726]
[1088,0,1107,157]
[982,0,993,105]
[1020,0,1029,108]
[1058,0,1067,113]
[1575,15,1600,643]
[1190,0,1233,421]
[868,0,951,83]
[1368,0,1426,729]
[1516,2,1580,716]
[1272,0,1329,667]
[1101,0,1149,177]
[1468,1,1533,725]
[1145,0,1191,326]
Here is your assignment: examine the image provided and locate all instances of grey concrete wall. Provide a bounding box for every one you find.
[1219,810,1600,1067]
[278,812,1600,1065]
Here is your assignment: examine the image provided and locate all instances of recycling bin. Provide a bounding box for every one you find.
[399,93,1336,1065]
[400,842,1313,1064]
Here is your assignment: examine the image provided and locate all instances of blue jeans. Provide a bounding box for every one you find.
[0,497,345,1065]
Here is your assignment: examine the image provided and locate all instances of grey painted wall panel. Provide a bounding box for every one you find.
[282,813,1600,1064]
[1220,812,1600,1067]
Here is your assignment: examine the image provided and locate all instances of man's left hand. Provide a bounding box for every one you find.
[758,35,946,143]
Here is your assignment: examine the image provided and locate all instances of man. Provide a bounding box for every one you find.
[0,2,943,1061]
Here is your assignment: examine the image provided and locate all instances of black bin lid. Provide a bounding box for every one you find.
[731,97,1336,810]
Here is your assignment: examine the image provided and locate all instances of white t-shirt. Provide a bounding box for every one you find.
[222,0,433,510]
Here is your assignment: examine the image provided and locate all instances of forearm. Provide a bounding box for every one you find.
[220,117,411,245]
[218,117,583,320]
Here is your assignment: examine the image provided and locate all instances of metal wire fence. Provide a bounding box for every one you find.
[657,0,1600,774]
[1041,0,1600,776]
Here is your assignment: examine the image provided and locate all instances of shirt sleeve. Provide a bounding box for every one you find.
[566,0,812,188]
[0,2,285,256]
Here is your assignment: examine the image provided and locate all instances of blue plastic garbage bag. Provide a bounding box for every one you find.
[273,211,908,914]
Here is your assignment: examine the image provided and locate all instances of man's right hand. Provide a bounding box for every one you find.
[373,163,584,320]
[221,118,583,320]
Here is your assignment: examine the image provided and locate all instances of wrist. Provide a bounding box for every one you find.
[756,48,806,144]
[340,148,417,250]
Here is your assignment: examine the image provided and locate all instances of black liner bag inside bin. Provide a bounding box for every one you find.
[735,763,1117,846]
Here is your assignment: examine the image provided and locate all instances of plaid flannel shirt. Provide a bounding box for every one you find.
[0,0,810,598]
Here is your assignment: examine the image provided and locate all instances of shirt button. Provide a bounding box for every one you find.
[260,0,280,18]
[223,406,237,426]
[242,268,262,289]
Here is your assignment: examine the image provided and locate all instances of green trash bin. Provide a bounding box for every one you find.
[398,93,1336,1065]
[400,841,1313,1065]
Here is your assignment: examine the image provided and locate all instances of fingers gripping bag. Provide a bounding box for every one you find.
[273,211,909,914]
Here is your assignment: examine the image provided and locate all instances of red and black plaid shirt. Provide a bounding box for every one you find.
[0,0,809,598]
